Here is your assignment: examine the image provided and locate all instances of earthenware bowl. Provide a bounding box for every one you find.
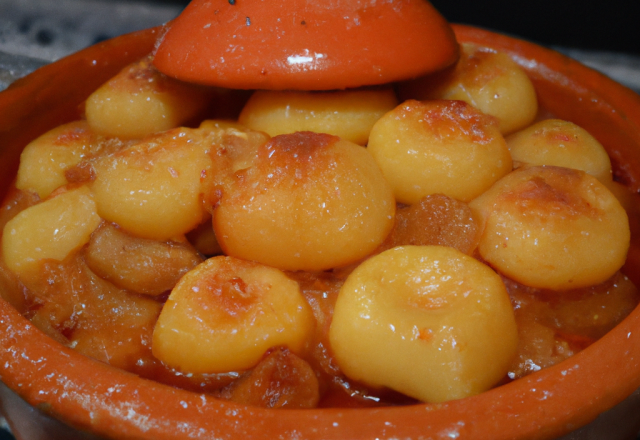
[0,24,640,440]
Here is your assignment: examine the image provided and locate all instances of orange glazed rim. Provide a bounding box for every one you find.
[0,25,640,440]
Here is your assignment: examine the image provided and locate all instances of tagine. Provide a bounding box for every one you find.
[0,1,640,439]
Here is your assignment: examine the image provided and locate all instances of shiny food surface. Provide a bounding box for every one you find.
[1,23,640,440]
[153,0,458,90]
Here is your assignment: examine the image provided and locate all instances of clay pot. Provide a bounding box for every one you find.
[1,24,640,440]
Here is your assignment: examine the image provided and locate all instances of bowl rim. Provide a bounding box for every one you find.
[0,24,640,440]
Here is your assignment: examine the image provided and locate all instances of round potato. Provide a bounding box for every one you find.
[2,186,101,278]
[152,256,315,374]
[470,166,629,290]
[329,245,518,403]
[507,119,612,182]
[368,99,512,204]
[214,132,395,271]
[238,89,398,145]
[401,43,538,134]
[86,57,210,139]
[15,121,119,199]
[90,127,213,240]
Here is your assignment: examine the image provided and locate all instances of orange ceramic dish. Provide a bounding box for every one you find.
[0,25,640,440]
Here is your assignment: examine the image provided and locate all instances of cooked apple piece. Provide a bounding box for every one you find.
[238,89,398,145]
[329,245,518,403]
[25,253,163,372]
[2,186,100,279]
[84,222,203,296]
[368,99,512,204]
[507,119,612,182]
[214,132,395,271]
[152,256,315,374]
[85,56,210,139]
[470,166,630,290]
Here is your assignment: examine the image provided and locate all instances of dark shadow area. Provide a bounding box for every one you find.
[138,0,639,54]
[427,1,638,54]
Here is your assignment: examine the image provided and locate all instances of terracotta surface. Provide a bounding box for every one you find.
[0,24,640,440]
[153,0,458,90]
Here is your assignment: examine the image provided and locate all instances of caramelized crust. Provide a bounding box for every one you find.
[215,132,395,271]
[471,166,630,290]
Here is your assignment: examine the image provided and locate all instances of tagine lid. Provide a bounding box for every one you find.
[153,0,459,90]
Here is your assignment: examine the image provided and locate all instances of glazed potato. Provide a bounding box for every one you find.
[85,57,210,139]
[402,44,537,134]
[329,245,518,403]
[507,119,612,182]
[470,166,629,290]
[90,127,213,240]
[2,186,101,278]
[238,89,398,145]
[15,121,120,199]
[214,132,395,271]
[152,256,315,374]
[368,100,512,204]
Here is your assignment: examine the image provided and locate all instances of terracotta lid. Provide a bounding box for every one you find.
[153,0,459,90]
